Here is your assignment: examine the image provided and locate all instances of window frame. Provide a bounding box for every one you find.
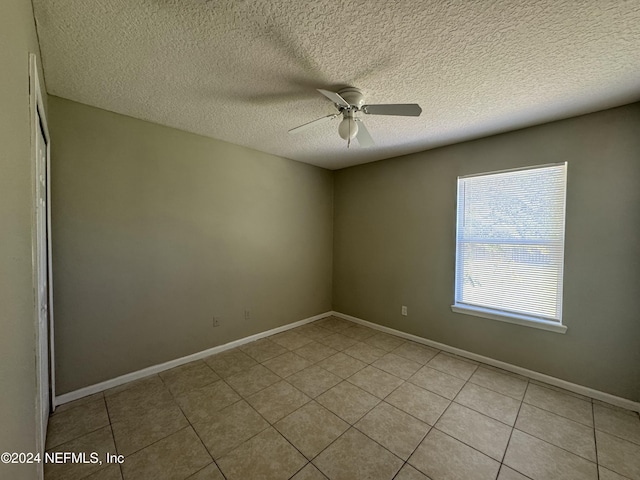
[451,163,568,334]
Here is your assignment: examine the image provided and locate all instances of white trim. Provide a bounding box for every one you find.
[30,53,51,480]
[330,311,640,413]
[458,161,567,179]
[54,311,331,406]
[451,304,568,334]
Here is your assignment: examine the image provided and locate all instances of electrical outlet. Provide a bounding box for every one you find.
[401,306,407,316]
[244,309,250,321]
[212,316,220,327]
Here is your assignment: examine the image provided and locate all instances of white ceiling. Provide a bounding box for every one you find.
[33,0,640,170]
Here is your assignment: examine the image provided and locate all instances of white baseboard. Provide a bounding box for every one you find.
[331,311,640,413]
[54,311,332,407]
[56,309,639,413]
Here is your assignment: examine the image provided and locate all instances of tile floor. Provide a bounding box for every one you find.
[45,316,640,480]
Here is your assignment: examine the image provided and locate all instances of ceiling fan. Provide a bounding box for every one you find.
[288,87,422,148]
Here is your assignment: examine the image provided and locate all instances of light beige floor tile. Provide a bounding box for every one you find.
[263,351,313,378]
[392,342,439,364]
[343,342,386,363]
[455,383,521,425]
[109,389,188,456]
[275,401,349,459]
[46,398,110,449]
[364,332,405,352]
[469,366,528,400]
[295,324,334,341]
[317,352,366,379]
[594,403,640,445]
[84,464,122,480]
[316,316,353,332]
[408,365,465,400]
[497,466,530,480]
[409,429,500,480]
[294,341,338,363]
[105,376,169,420]
[427,352,478,380]
[317,333,358,351]
[355,402,430,460]
[287,365,342,398]
[121,427,211,480]
[192,400,269,459]
[111,410,188,456]
[204,348,257,378]
[515,403,596,461]
[240,338,288,362]
[246,380,310,423]
[175,380,240,424]
[340,324,378,341]
[291,463,328,480]
[316,381,380,424]
[436,402,512,461]
[347,365,404,399]
[394,464,430,480]
[52,392,104,415]
[596,429,640,480]
[159,361,220,396]
[598,466,632,480]
[504,430,597,480]
[523,383,593,426]
[186,463,225,480]
[270,330,315,350]
[44,426,115,480]
[225,364,281,397]
[373,353,421,380]
[313,428,403,480]
[385,382,450,426]
[217,427,307,480]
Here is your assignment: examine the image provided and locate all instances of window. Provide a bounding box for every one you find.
[452,163,568,333]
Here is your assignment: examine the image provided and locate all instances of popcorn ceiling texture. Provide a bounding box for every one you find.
[33,0,640,169]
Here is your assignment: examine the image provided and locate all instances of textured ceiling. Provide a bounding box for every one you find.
[33,0,640,170]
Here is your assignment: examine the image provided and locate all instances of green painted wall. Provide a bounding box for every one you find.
[0,0,46,478]
[333,103,640,401]
[49,97,334,393]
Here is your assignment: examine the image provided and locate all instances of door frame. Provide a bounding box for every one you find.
[29,53,55,463]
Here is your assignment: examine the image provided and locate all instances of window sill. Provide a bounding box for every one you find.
[451,304,567,334]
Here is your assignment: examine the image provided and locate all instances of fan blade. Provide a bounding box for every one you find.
[362,104,422,116]
[288,114,338,134]
[317,89,350,108]
[354,119,375,148]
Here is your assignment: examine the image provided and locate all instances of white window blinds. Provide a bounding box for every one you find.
[454,163,567,322]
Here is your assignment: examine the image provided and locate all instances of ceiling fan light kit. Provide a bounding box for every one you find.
[288,87,422,149]
[338,114,358,140]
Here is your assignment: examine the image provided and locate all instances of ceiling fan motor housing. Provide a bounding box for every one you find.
[338,87,365,109]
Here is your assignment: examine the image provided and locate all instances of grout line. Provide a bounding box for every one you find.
[511,426,599,465]
[500,379,527,466]
[332,312,640,413]
[99,394,124,480]
[431,425,504,463]
[450,387,519,428]
[218,362,321,468]
[519,399,594,428]
[158,374,229,480]
[106,378,184,459]
[52,318,634,480]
